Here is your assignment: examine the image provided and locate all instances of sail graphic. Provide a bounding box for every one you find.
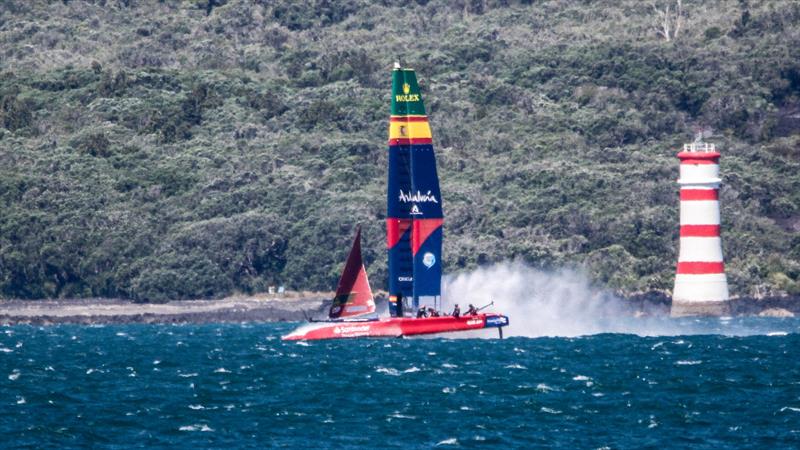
[387,64,443,312]
[329,226,376,319]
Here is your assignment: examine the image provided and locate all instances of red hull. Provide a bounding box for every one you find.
[282,313,509,340]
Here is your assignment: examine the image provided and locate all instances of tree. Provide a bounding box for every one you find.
[652,0,684,42]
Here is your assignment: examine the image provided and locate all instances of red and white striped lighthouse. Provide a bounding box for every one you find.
[671,142,730,316]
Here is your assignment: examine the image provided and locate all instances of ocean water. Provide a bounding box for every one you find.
[1,319,800,449]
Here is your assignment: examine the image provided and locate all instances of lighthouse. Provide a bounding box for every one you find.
[671,142,730,317]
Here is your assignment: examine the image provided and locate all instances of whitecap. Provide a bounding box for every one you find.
[9,370,20,381]
[116,332,128,337]
[540,407,562,414]
[389,413,416,420]
[427,352,437,356]
[675,360,702,366]
[0,347,13,353]
[435,438,459,446]
[780,406,800,413]
[442,387,456,394]
[179,424,214,432]
[153,360,161,365]
[188,405,205,410]
[375,367,401,376]
[16,396,25,404]
[179,373,198,378]
[768,332,788,337]
[514,347,527,353]
[505,364,526,370]
[45,366,54,371]
[214,368,230,373]
[573,375,591,381]
[295,341,310,347]
[441,363,458,369]
[459,406,473,411]
[403,367,421,373]
[536,383,556,393]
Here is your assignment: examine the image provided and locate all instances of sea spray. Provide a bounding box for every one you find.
[443,262,682,337]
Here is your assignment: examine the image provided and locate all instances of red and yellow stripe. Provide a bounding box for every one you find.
[389,115,432,146]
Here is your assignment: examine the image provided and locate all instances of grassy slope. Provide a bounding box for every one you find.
[0,0,798,300]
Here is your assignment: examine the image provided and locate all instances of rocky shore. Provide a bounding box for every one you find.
[0,293,331,326]
[621,290,800,317]
[2,291,797,326]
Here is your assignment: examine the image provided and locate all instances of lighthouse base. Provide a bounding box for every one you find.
[670,300,731,317]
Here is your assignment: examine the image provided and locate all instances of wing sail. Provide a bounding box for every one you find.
[329,226,376,319]
[387,65,443,311]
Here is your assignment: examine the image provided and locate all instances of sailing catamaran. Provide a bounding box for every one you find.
[282,64,509,340]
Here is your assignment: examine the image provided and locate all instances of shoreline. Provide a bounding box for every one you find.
[1,292,798,326]
[0,293,332,326]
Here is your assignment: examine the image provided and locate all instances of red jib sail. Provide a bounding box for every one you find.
[328,226,376,319]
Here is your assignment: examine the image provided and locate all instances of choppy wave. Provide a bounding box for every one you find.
[0,322,798,448]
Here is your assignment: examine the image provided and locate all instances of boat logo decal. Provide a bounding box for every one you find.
[395,94,420,102]
[333,325,371,335]
[410,205,423,215]
[399,276,413,282]
[486,316,509,326]
[399,189,438,204]
[422,252,436,268]
[395,83,420,102]
[467,319,482,326]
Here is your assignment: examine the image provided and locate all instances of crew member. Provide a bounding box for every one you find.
[395,293,404,317]
[428,307,439,317]
[416,306,428,318]
[452,304,460,318]
[467,304,478,315]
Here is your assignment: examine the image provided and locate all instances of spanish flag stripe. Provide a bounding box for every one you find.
[389,138,433,145]
[389,116,429,122]
[389,121,432,141]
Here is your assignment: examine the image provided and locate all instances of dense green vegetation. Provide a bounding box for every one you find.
[1,0,799,301]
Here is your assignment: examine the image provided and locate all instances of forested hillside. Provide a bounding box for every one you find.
[1,0,799,301]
